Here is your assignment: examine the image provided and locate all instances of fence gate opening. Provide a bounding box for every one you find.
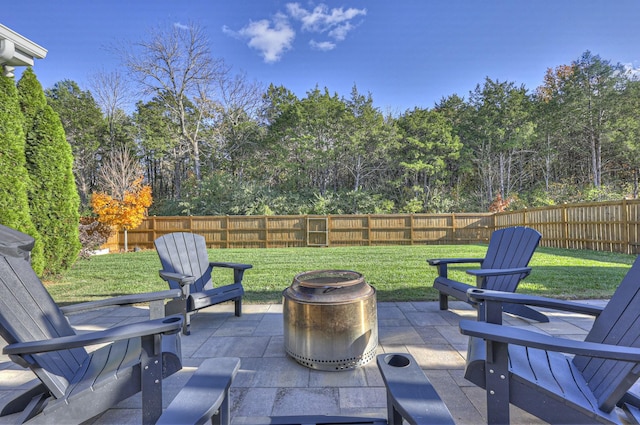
[307,217,329,246]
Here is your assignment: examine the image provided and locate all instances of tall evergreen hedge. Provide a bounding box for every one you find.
[0,75,44,275]
[18,68,80,274]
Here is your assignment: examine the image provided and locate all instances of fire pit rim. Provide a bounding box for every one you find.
[284,269,373,303]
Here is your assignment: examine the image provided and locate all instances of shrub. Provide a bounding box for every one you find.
[0,75,44,274]
[18,68,81,274]
[78,217,113,259]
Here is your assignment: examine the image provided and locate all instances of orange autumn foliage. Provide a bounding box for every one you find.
[488,193,513,213]
[536,64,574,102]
[91,177,153,231]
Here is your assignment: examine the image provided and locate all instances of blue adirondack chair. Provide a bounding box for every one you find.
[0,224,183,424]
[427,226,545,322]
[154,232,253,335]
[460,256,640,424]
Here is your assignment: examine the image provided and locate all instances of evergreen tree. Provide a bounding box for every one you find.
[0,75,44,274]
[46,80,106,209]
[18,68,81,274]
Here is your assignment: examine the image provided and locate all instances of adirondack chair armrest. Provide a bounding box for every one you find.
[158,270,197,287]
[427,258,484,278]
[209,262,253,270]
[60,289,182,315]
[467,267,531,278]
[459,320,640,362]
[466,288,604,316]
[427,258,484,266]
[377,353,455,424]
[3,315,183,357]
[209,262,253,283]
[157,357,240,425]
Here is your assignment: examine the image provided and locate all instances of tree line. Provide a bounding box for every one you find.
[40,23,640,218]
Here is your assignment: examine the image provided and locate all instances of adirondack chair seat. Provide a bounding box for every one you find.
[428,226,545,322]
[459,264,640,425]
[159,353,455,425]
[190,282,244,311]
[160,271,244,313]
[464,329,622,423]
[155,233,253,335]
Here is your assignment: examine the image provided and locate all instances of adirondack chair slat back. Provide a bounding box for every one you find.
[481,227,541,292]
[572,256,640,412]
[155,233,213,292]
[0,226,87,398]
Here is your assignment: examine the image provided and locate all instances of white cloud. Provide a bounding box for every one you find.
[621,62,640,80]
[173,22,190,31]
[328,23,353,41]
[286,3,366,40]
[223,3,365,61]
[224,13,295,63]
[310,40,336,51]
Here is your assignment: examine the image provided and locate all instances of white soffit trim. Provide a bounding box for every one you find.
[0,23,47,67]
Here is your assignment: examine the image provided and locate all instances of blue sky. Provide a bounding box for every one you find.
[4,0,640,114]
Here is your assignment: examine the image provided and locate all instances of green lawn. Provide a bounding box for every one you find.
[44,244,636,305]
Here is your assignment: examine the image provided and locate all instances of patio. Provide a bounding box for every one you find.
[0,299,606,424]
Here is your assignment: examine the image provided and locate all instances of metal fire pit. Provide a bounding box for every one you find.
[282,270,378,371]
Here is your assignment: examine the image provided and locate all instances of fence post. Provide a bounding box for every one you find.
[410,214,414,245]
[452,213,456,244]
[225,216,229,249]
[150,216,156,246]
[622,198,629,254]
[562,204,569,249]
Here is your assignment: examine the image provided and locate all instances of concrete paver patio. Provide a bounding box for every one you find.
[0,299,608,424]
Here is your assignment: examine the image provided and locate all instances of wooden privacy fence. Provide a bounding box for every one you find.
[495,199,640,254]
[104,213,494,251]
[103,199,640,254]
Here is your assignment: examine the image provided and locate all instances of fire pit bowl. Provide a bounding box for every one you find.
[282,270,378,371]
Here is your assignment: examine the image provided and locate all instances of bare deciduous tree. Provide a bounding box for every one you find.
[121,21,228,181]
[99,147,142,199]
[214,73,265,172]
[89,69,132,147]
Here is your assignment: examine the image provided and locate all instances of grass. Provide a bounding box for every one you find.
[44,245,636,305]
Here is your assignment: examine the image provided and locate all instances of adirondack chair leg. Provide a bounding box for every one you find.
[480,298,510,424]
[386,395,404,425]
[213,388,231,425]
[165,298,190,335]
[502,303,549,323]
[184,312,192,335]
[0,381,46,417]
[439,292,449,310]
[485,340,510,425]
[233,269,247,284]
[14,393,47,423]
[141,334,164,425]
[234,297,242,317]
